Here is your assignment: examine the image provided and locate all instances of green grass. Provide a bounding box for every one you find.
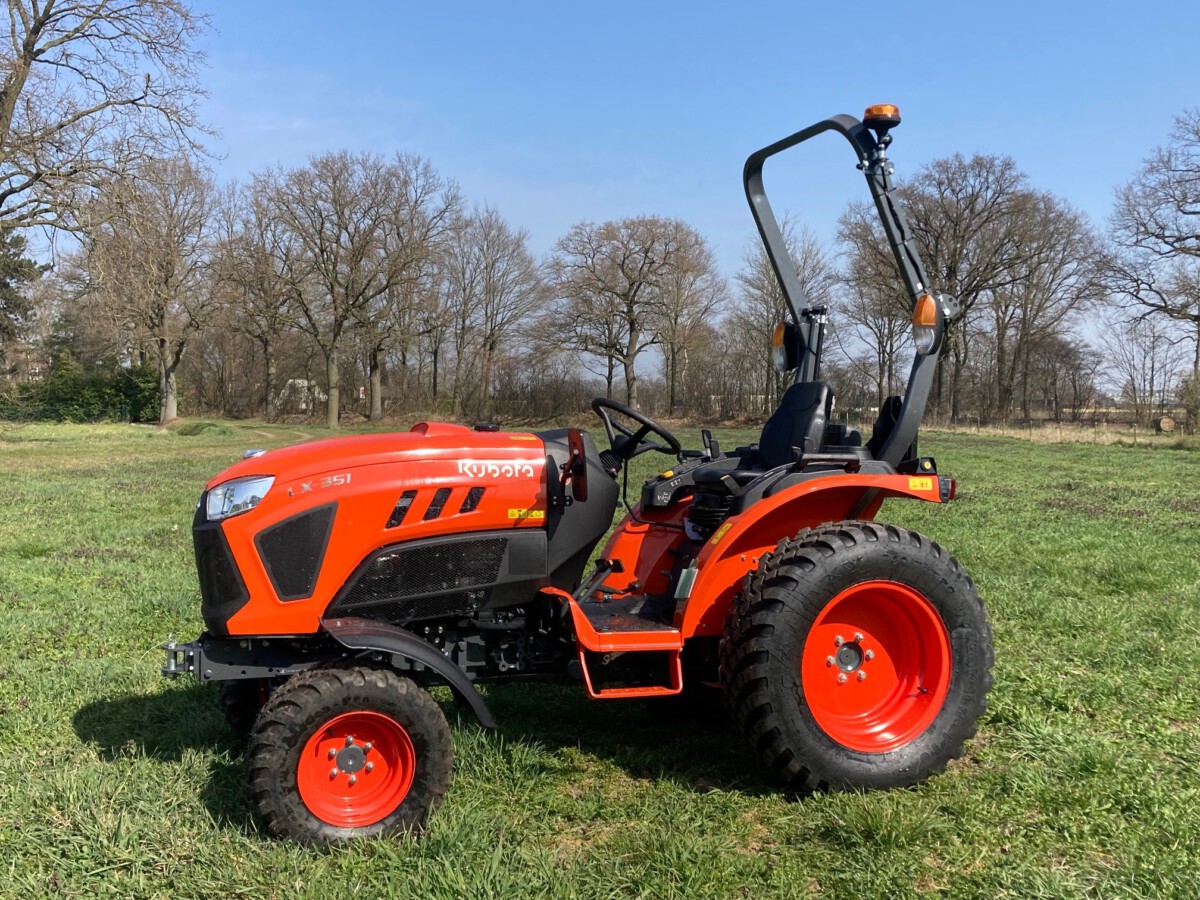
[1,420,1198,898]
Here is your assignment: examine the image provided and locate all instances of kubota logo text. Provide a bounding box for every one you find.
[457,460,537,479]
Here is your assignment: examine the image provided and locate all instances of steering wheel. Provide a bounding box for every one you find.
[591,397,682,463]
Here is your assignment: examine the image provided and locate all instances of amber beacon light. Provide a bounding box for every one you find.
[863,104,901,131]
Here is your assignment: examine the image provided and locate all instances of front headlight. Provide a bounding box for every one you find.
[205,475,275,522]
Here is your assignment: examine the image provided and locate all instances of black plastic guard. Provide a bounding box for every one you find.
[321,616,497,729]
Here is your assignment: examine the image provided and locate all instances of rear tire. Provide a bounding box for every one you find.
[719,521,992,791]
[248,666,453,846]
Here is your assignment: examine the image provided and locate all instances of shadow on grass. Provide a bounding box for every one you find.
[72,677,781,837]
[479,681,780,799]
[71,682,260,833]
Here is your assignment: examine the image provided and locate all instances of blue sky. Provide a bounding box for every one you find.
[197,1,1200,277]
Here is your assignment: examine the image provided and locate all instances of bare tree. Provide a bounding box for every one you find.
[212,181,296,418]
[985,192,1101,420]
[440,206,546,417]
[1102,313,1188,426]
[1023,334,1102,422]
[74,155,216,421]
[1109,108,1200,428]
[0,0,209,230]
[654,223,724,416]
[895,154,1033,419]
[837,205,909,409]
[731,219,834,413]
[549,216,694,407]
[262,152,457,428]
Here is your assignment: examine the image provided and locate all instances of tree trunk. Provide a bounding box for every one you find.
[159,365,178,423]
[326,348,340,429]
[262,338,277,421]
[667,346,677,416]
[605,356,614,400]
[369,346,383,420]
[480,342,494,416]
[624,356,638,408]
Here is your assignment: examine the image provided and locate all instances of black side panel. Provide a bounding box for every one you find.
[326,530,548,625]
[193,499,249,637]
[539,428,620,590]
[254,503,336,601]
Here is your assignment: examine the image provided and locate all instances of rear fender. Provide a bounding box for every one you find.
[680,473,945,639]
[321,616,496,728]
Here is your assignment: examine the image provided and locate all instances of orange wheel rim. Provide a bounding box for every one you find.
[296,711,416,827]
[800,580,951,753]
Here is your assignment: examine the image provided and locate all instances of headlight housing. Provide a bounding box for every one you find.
[912,292,951,356]
[771,320,798,373]
[205,475,274,522]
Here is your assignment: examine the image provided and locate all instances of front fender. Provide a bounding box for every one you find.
[321,616,496,728]
[680,473,947,639]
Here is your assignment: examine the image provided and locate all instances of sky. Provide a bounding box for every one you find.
[195,0,1200,279]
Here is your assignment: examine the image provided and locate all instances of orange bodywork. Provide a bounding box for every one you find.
[216,423,548,636]
[591,472,946,644]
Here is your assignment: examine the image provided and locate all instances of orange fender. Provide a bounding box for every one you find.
[678,472,947,640]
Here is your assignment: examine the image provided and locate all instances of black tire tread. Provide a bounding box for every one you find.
[248,666,453,846]
[718,520,993,792]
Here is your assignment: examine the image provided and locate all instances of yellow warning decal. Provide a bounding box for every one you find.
[508,435,538,441]
[508,508,545,519]
[709,522,734,545]
[908,477,934,492]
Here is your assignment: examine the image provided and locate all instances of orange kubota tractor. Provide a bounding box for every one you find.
[163,105,993,846]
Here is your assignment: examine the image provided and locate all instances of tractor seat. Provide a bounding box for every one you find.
[757,381,832,470]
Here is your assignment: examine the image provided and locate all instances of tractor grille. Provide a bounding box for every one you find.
[193,501,249,636]
[255,503,336,601]
[328,535,509,624]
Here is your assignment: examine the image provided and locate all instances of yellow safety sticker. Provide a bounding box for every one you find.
[709,521,734,545]
[508,435,538,441]
[508,508,545,519]
[908,477,934,492]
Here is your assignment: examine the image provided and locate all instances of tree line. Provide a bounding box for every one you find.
[1,1,1198,432]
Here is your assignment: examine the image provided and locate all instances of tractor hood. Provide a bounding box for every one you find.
[207,422,546,490]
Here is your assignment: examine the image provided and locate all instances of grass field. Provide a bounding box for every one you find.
[1,419,1198,898]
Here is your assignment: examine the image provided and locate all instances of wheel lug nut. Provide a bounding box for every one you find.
[348,775,357,786]
[328,749,336,759]
[865,650,874,660]
[834,635,845,646]
[837,673,847,684]
[826,656,835,667]
[857,671,867,681]
[329,768,338,779]
[365,762,374,773]
[345,736,354,746]
[363,742,372,753]
[854,632,864,643]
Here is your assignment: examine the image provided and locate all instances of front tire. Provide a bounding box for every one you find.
[219,679,271,742]
[248,666,453,846]
[719,521,992,791]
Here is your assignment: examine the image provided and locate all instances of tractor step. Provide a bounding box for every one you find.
[577,593,676,634]
[565,593,683,699]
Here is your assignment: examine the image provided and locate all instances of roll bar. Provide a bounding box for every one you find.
[742,110,942,468]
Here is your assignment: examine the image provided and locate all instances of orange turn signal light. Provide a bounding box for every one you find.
[912,292,938,328]
[772,320,787,347]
